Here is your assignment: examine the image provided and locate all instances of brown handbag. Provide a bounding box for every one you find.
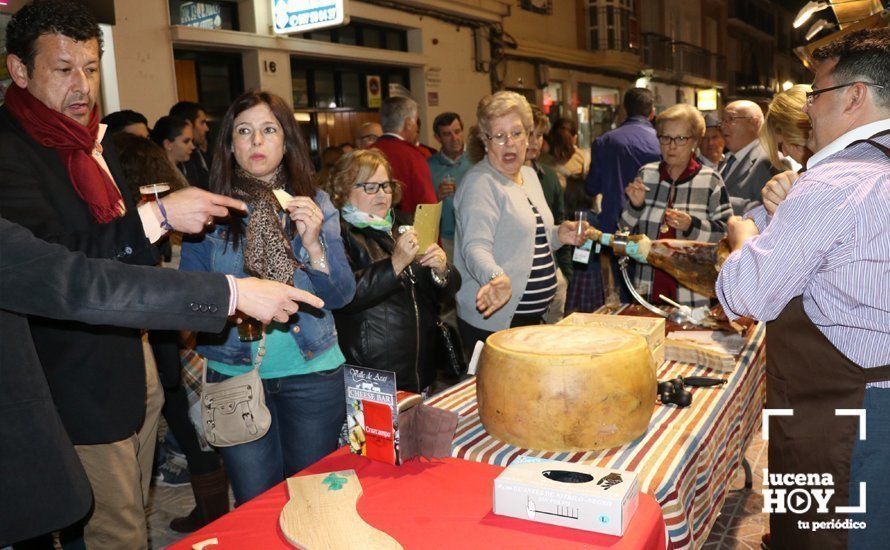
[200,335,272,447]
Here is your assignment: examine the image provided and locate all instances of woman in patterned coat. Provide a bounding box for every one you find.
[620,104,733,307]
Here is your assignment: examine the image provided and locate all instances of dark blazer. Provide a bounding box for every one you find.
[182,148,210,190]
[0,105,162,444]
[334,216,460,392]
[0,217,229,546]
[722,141,777,214]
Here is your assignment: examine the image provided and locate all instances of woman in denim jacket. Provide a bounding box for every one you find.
[180,91,355,505]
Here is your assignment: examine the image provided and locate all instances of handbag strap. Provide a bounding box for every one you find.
[202,331,267,387]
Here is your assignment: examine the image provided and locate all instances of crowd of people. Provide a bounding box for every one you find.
[1,0,888,549]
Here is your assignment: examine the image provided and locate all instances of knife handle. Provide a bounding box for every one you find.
[681,376,727,387]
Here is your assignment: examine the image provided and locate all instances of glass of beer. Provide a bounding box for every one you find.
[139,183,171,203]
[237,316,263,342]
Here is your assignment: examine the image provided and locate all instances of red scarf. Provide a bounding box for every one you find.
[4,84,124,224]
[651,156,702,303]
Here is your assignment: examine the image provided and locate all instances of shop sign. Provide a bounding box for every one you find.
[180,2,223,29]
[366,75,382,109]
[697,89,718,111]
[272,0,347,34]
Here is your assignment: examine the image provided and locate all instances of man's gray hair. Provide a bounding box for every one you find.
[380,96,418,134]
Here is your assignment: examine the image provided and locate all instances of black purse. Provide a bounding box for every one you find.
[436,320,467,377]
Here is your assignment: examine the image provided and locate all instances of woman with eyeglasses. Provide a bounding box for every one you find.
[454,91,587,350]
[179,90,356,505]
[620,103,733,308]
[329,149,460,393]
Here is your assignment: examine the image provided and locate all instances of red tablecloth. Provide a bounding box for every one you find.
[170,448,666,549]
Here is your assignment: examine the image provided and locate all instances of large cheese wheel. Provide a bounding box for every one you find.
[477,325,656,451]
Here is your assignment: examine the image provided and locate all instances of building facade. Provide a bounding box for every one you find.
[0,0,818,154]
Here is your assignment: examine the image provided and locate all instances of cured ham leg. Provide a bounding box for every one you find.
[586,228,730,298]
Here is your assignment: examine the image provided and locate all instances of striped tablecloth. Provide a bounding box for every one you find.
[426,321,766,549]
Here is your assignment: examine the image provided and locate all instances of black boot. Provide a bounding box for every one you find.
[169,467,230,533]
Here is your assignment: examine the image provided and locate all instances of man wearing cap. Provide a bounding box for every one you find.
[699,112,726,169]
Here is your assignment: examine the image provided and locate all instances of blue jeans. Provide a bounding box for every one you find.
[205,365,346,505]
[848,387,890,549]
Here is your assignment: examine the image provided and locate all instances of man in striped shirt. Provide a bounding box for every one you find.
[716,29,889,550]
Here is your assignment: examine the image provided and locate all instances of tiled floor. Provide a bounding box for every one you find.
[703,436,769,550]
[148,434,770,549]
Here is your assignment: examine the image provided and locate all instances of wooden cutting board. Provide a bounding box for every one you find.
[279,469,403,549]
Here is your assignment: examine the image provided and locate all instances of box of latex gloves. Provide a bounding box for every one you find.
[493,460,639,536]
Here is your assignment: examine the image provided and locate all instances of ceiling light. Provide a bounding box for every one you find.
[805,18,837,40]
[794,1,830,28]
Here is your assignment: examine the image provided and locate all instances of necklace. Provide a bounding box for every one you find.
[659,181,678,235]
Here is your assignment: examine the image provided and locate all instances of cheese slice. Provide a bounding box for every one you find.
[273,188,294,210]
[477,325,656,451]
[664,330,744,372]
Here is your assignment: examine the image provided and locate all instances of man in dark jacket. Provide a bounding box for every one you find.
[572,88,661,311]
[0,216,322,546]
[0,2,247,546]
[719,100,777,213]
[585,87,662,234]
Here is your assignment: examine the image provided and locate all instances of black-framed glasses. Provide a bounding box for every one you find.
[657,135,692,146]
[805,81,885,105]
[485,129,527,146]
[718,115,753,126]
[353,181,396,194]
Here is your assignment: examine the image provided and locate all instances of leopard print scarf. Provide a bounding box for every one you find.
[231,166,300,285]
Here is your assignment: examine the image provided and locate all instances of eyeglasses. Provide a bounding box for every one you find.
[718,115,753,126]
[486,129,527,146]
[657,135,692,146]
[353,181,396,194]
[805,81,885,105]
[358,134,380,143]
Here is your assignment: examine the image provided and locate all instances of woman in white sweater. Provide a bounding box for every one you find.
[454,92,587,349]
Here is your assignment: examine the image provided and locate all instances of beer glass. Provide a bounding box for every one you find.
[237,317,263,342]
[139,183,171,203]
